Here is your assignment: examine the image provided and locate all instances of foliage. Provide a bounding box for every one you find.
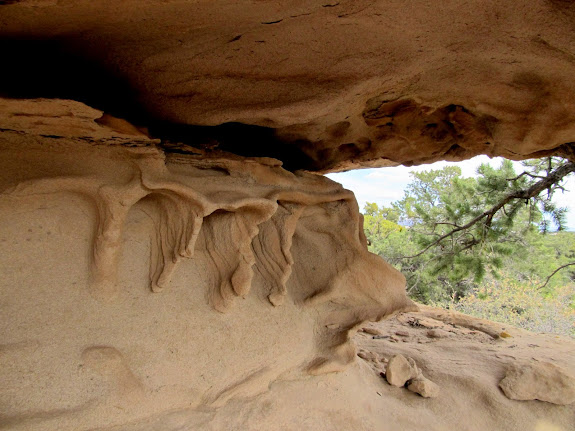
[439,277,575,337]
[363,157,575,336]
[364,157,575,303]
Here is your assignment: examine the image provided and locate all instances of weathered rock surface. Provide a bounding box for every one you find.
[385,354,420,387]
[500,361,575,405]
[2,1,575,171]
[427,328,451,339]
[361,327,384,336]
[384,353,439,398]
[1,1,575,429]
[407,376,440,398]
[355,307,575,430]
[0,98,416,430]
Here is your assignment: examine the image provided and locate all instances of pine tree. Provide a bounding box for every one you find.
[364,157,575,302]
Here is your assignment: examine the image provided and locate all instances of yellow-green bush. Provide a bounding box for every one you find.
[439,277,575,337]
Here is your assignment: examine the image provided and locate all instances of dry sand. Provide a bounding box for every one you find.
[353,306,575,431]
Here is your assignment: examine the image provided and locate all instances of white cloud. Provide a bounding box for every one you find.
[366,167,412,181]
[404,155,503,177]
[327,156,575,230]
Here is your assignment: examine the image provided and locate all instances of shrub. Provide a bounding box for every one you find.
[438,276,575,337]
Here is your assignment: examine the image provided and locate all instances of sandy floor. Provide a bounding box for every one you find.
[348,306,575,431]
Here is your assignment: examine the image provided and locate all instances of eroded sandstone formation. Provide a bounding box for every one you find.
[2,0,575,171]
[2,1,575,429]
[0,98,412,429]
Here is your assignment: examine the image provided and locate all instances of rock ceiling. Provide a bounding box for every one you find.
[2,0,575,171]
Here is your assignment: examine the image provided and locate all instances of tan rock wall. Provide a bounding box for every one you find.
[0,99,412,429]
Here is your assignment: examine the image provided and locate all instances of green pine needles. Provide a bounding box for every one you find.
[364,157,575,334]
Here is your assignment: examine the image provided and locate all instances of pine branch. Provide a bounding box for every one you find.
[538,262,575,290]
[397,161,575,259]
[434,221,462,228]
[506,172,547,181]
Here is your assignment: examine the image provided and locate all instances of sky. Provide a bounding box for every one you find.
[326,156,575,231]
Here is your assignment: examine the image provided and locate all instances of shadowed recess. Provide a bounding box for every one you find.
[149,121,316,171]
[0,37,317,171]
[0,37,147,122]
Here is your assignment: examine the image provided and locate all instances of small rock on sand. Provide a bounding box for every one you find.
[427,329,450,338]
[385,354,420,387]
[408,376,440,398]
[499,360,575,405]
[395,330,410,337]
[362,327,383,336]
[357,350,378,361]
